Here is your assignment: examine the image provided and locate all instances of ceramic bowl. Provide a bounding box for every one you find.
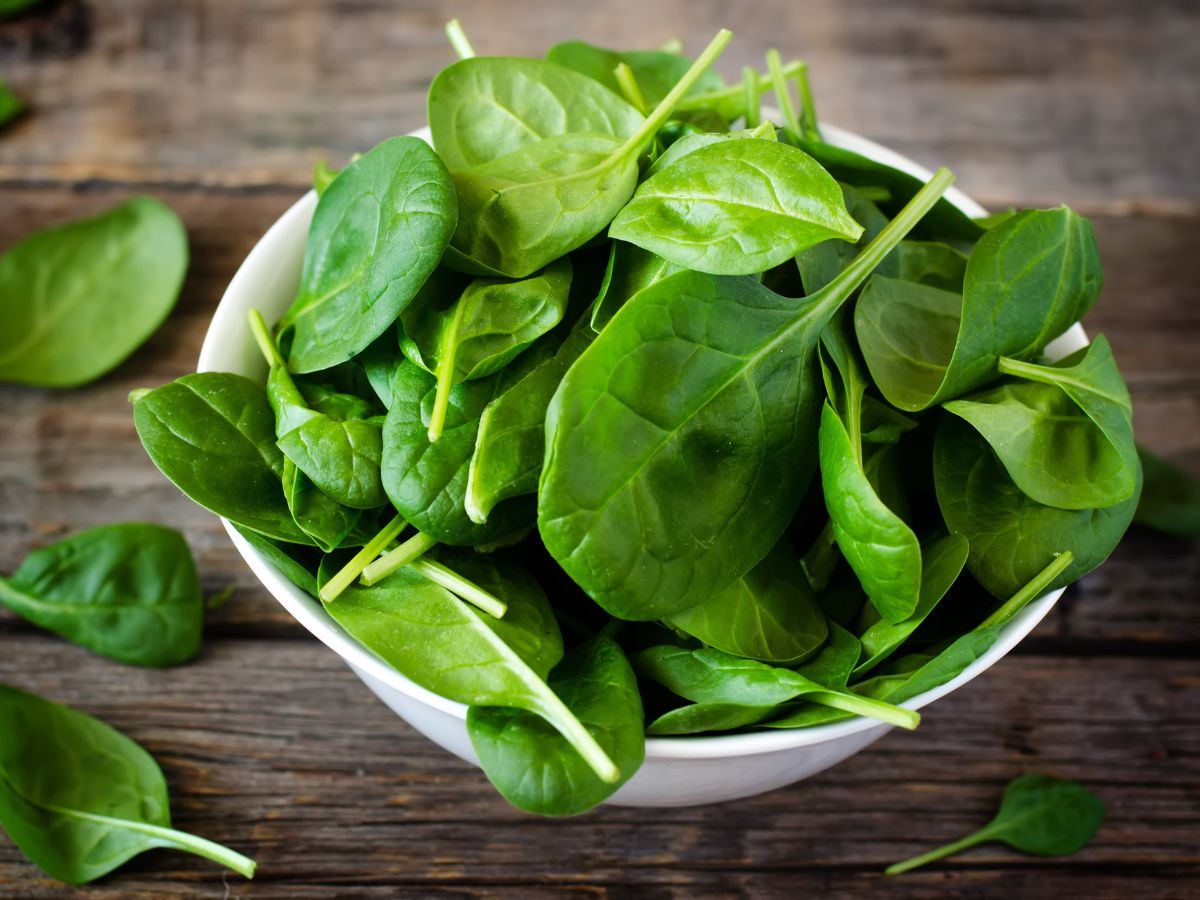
[198,122,1083,808]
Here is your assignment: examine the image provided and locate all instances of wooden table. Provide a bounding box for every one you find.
[2,1,1197,896]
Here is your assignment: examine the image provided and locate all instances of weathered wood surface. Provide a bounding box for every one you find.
[1,0,1198,896]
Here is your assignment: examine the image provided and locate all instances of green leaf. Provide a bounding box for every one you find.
[934,416,1139,599]
[887,774,1104,874]
[279,136,458,373]
[665,536,827,664]
[280,460,363,552]
[232,525,319,596]
[1133,446,1200,539]
[944,336,1136,510]
[316,552,619,782]
[133,373,311,544]
[468,636,644,815]
[0,524,202,667]
[609,139,862,275]
[0,684,255,884]
[590,241,682,332]
[545,41,725,110]
[647,701,776,735]
[855,207,1103,411]
[539,171,955,621]
[0,197,187,388]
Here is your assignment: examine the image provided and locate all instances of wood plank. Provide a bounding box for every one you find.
[0,636,1196,896]
[1,186,1198,647]
[0,0,1197,210]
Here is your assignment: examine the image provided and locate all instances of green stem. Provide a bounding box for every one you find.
[319,513,407,603]
[980,551,1073,630]
[247,308,285,368]
[616,28,732,160]
[409,558,507,618]
[659,37,683,54]
[676,59,805,112]
[748,120,776,140]
[808,689,920,730]
[127,388,151,404]
[742,65,760,127]
[613,62,649,115]
[428,309,463,443]
[766,49,802,139]
[538,689,620,783]
[794,62,822,141]
[48,806,256,879]
[444,19,475,59]
[997,355,1053,382]
[360,530,438,586]
[885,827,997,875]
[805,167,955,330]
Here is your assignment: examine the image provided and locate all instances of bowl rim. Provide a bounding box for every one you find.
[200,120,1077,761]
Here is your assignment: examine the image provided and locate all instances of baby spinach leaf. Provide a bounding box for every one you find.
[468,636,644,815]
[886,774,1104,874]
[934,416,1139,599]
[590,241,682,332]
[0,684,256,884]
[402,258,572,440]
[609,138,863,275]
[944,336,1136,510]
[381,360,537,545]
[232,525,319,597]
[466,315,596,524]
[0,523,202,668]
[641,121,776,178]
[852,533,969,676]
[433,31,732,277]
[317,553,619,782]
[647,701,776,735]
[855,207,1103,411]
[1134,445,1200,539]
[133,373,311,544]
[545,41,725,110]
[539,170,954,621]
[893,240,968,291]
[794,183,891,295]
[635,645,919,729]
[279,136,458,373]
[281,460,363,552]
[312,158,338,196]
[0,197,187,388]
[665,537,828,664]
[356,331,405,409]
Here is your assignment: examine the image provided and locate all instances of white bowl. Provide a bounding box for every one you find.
[199,122,1083,808]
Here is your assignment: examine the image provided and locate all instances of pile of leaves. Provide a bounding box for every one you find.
[130,27,1143,816]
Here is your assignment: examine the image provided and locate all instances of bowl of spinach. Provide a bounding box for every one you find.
[136,27,1137,813]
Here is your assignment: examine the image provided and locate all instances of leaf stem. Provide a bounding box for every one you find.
[613,62,649,115]
[360,530,438,586]
[538,687,621,783]
[885,827,995,875]
[805,167,955,330]
[766,49,802,139]
[428,309,463,442]
[997,355,1052,382]
[676,59,805,112]
[247,309,285,369]
[444,19,475,59]
[742,65,761,127]
[409,558,507,618]
[794,62,822,141]
[808,689,920,730]
[319,513,407,603]
[616,28,732,159]
[980,551,1073,630]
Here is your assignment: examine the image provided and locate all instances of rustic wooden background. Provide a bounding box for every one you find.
[2,1,1198,896]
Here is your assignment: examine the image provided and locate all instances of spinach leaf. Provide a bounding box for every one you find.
[431,32,732,277]
[281,460,363,552]
[133,373,311,544]
[232,525,319,596]
[609,138,862,275]
[0,197,187,388]
[855,207,1103,411]
[893,240,968,291]
[590,241,682,332]
[886,774,1104,874]
[278,136,457,373]
[635,645,919,729]
[466,314,596,524]
[545,41,725,110]
[1134,445,1200,539]
[0,684,255,884]
[647,701,776,735]
[934,416,1139,598]
[794,183,891,295]
[381,360,537,545]
[665,536,828,664]
[0,523,202,667]
[356,331,405,409]
[641,121,776,178]
[317,553,619,782]
[761,621,866,728]
[401,258,572,440]
[468,636,644,815]
[945,336,1136,510]
[539,170,954,620]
